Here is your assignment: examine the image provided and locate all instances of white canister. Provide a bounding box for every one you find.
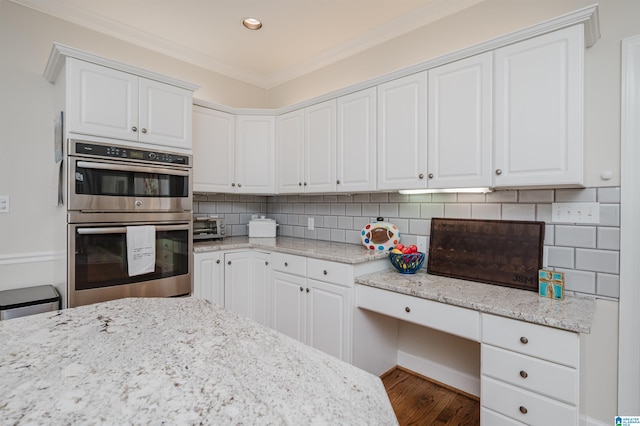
[248,217,279,237]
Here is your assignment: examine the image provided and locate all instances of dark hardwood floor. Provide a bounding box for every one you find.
[381,367,480,426]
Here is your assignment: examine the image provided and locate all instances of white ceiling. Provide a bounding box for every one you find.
[12,0,483,88]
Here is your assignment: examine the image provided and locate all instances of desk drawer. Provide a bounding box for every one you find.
[482,377,577,425]
[482,314,579,367]
[356,285,480,341]
[271,252,307,276]
[482,345,578,404]
[307,258,351,287]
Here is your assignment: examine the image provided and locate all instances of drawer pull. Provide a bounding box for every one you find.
[519,406,528,414]
[227,261,231,265]
[519,370,528,379]
[216,260,220,264]
[299,287,303,292]
[520,336,528,344]
[405,307,411,313]
[284,262,288,267]
[323,270,328,275]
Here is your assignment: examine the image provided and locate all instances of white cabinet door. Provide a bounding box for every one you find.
[235,115,276,194]
[336,88,377,192]
[192,252,224,306]
[192,106,235,193]
[377,71,428,190]
[271,271,306,342]
[138,78,192,149]
[224,252,253,319]
[305,99,336,193]
[276,109,305,193]
[252,251,272,327]
[428,53,492,188]
[67,58,138,141]
[307,279,351,362]
[494,25,584,188]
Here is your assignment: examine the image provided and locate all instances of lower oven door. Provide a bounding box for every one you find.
[68,214,192,308]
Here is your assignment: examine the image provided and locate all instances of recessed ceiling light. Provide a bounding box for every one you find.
[242,18,263,30]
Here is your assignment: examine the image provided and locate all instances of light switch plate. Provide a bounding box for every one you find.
[0,195,9,213]
[551,202,600,224]
[416,236,428,253]
[307,217,314,230]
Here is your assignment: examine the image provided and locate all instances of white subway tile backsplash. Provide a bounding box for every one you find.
[575,249,619,274]
[555,225,596,248]
[555,188,597,202]
[399,203,421,218]
[598,227,620,250]
[597,273,620,298]
[555,268,596,294]
[502,204,535,221]
[200,186,619,300]
[547,246,575,268]
[599,204,620,227]
[486,191,517,203]
[444,203,471,218]
[421,204,445,219]
[379,203,399,218]
[471,204,501,219]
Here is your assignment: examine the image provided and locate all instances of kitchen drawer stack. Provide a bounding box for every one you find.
[481,314,580,425]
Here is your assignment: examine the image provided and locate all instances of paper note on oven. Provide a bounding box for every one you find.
[126,225,156,277]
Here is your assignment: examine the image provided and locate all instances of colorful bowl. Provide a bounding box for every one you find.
[389,252,425,274]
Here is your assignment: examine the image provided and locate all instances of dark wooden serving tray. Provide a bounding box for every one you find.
[427,218,545,291]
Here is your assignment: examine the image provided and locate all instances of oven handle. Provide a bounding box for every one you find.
[77,224,190,235]
[76,161,190,177]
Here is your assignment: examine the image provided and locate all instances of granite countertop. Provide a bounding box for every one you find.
[355,269,596,334]
[0,298,397,425]
[194,236,389,264]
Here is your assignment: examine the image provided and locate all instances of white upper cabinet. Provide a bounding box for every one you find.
[493,25,584,188]
[192,106,235,193]
[305,99,337,193]
[67,58,192,150]
[235,115,276,193]
[336,88,377,193]
[377,71,428,191]
[277,99,336,193]
[428,53,493,188]
[276,109,305,193]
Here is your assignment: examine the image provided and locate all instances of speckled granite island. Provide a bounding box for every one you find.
[0,297,398,425]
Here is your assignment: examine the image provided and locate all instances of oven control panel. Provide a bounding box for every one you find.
[73,141,190,166]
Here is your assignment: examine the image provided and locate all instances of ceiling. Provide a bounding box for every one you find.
[12,0,484,88]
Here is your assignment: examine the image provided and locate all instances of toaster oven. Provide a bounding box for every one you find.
[193,215,225,240]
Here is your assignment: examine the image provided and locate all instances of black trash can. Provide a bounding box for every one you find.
[0,285,61,320]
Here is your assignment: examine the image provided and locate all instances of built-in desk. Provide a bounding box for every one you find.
[354,269,596,426]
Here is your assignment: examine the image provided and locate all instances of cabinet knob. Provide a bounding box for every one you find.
[238,183,242,188]
[418,173,424,179]
[495,169,503,175]
[141,128,147,134]
[428,173,434,179]
[298,182,302,186]
[231,183,236,187]
[227,261,231,265]
[131,126,138,132]
[299,286,304,292]
[519,370,528,379]
[304,182,307,186]
[405,306,411,313]
[265,261,269,266]
[519,406,528,414]
[306,288,310,293]
[520,336,528,344]
[216,259,220,264]
[323,270,327,275]
[336,180,340,184]
[284,262,288,267]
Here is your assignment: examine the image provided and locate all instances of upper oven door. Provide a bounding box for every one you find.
[69,157,191,212]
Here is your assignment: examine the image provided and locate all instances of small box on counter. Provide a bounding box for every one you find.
[538,270,565,300]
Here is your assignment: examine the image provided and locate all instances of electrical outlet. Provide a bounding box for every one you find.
[416,236,427,253]
[308,217,314,230]
[0,195,9,213]
[552,202,600,224]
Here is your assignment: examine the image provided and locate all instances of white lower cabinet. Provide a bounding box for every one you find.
[481,314,580,425]
[192,252,224,306]
[224,251,271,326]
[271,252,353,362]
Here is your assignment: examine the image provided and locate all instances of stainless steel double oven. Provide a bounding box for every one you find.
[67,140,192,308]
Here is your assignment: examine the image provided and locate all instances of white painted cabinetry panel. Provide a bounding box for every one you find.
[276,109,305,193]
[235,115,276,193]
[192,106,235,193]
[192,251,224,306]
[305,99,337,193]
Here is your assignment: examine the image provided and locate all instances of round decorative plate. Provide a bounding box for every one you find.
[361,221,400,251]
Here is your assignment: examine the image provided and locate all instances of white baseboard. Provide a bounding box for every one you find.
[580,414,609,426]
[0,251,64,265]
[397,350,480,397]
